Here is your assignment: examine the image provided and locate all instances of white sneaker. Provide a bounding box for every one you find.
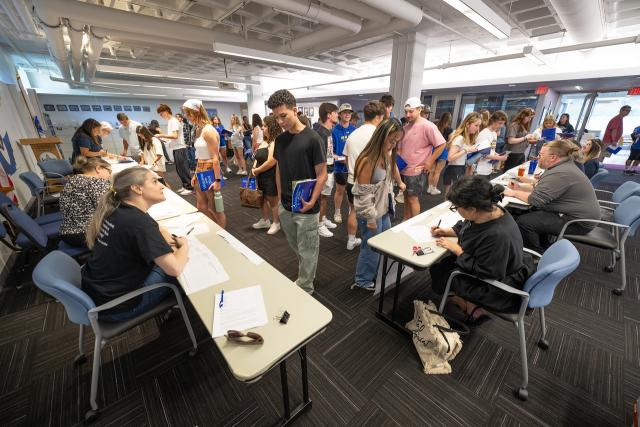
[347,237,362,251]
[427,186,441,195]
[267,222,280,235]
[395,192,404,203]
[252,218,271,229]
[334,212,342,224]
[226,167,232,173]
[323,218,337,229]
[237,169,248,176]
[179,188,193,195]
[350,282,375,291]
[318,224,333,237]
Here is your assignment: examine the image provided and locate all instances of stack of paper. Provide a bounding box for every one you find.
[403,225,436,243]
[212,285,268,338]
[217,230,264,265]
[179,236,229,295]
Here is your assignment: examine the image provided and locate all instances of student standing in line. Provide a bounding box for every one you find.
[155,104,193,195]
[580,138,602,179]
[504,108,536,170]
[269,89,327,295]
[427,111,453,195]
[443,112,481,195]
[479,109,490,130]
[351,119,405,291]
[312,102,339,238]
[332,103,357,225]
[71,119,108,162]
[82,167,189,322]
[229,115,248,176]
[176,113,195,171]
[211,116,231,174]
[602,105,631,160]
[242,115,251,132]
[380,94,395,119]
[624,125,640,175]
[344,101,388,250]
[136,126,171,190]
[98,121,113,150]
[474,111,509,178]
[59,156,112,247]
[117,113,142,159]
[350,112,360,128]
[397,97,446,219]
[251,115,282,235]
[251,114,264,153]
[182,99,227,229]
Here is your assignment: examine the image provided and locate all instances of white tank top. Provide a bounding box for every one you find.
[194,124,214,160]
[254,126,264,143]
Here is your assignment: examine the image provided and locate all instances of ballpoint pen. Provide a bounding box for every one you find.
[186,227,195,235]
[219,290,224,308]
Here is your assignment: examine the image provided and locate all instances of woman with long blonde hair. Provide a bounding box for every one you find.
[505,107,536,170]
[427,112,453,195]
[443,112,482,195]
[229,114,247,175]
[136,125,171,190]
[182,99,227,228]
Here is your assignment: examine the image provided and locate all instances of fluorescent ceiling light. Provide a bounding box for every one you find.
[522,45,545,65]
[508,84,516,87]
[132,93,167,96]
[164,75,218,82]
[575,85,583,90]
[90,92,130,95]
[441,0,510,39]
[213,42,335,73]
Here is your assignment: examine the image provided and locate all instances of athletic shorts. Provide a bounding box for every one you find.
[628,148,640,161]
[321,172,335,196]
[402,174,426,196]
[334,172,348,186]
[443,165,466,185]
[346,183,354,205]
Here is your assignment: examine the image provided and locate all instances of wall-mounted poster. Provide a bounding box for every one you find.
[56,104,68,111]
[142,106,150,112]
[303,107,309,116]
[80,105,91,111]
[308,107,314,117]
[113,105,122,111]
[133,105,141,111]
[91,105,102,111]
[103,105,113,111]
[297,106,303,114]
[43,104,55,111]
[68,105,79,111]
[123,105,132,111]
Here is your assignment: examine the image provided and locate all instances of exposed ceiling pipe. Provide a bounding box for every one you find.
[66,19,84,82]
[548,0,604,43]
[319,0,390,24]
[420,10,497,54]
[252,0,362,33]
[359,0,422,26]
[84,27,107,82]
[31,0,72,82]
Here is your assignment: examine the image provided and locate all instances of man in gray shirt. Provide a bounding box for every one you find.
[504,139,601,253]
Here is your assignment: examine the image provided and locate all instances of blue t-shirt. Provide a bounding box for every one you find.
[631,126,640,150]
[332,123,356,173]
[71,132,102,161]
[214,125,227,147]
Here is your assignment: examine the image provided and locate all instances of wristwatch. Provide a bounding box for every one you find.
[214,178,221,182]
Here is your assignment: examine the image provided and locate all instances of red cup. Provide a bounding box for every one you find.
[517,166,525,177]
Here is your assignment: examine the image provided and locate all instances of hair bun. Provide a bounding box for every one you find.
[490,184,505,203]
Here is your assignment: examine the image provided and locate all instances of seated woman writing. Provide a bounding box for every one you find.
[429,176,533,325]
[81,167,189,322]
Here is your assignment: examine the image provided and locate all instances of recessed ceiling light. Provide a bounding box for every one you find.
[575,85,583,90]
[508,84,516,87]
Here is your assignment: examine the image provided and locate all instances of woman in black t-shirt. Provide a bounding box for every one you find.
[429,176,533,325]
[82,166,190,322]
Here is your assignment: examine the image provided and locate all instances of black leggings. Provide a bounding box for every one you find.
[61,233,87,247]
[173,148,193,189]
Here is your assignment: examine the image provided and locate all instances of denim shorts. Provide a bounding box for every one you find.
[402,174,426,196]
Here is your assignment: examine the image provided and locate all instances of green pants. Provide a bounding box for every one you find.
[278,203,319,294]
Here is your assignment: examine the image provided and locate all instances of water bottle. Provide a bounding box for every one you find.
[214,191,224,212]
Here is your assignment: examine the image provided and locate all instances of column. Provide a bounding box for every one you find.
[247,77,266,119]
[389,32,427,117]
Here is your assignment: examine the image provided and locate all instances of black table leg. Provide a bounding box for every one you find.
[391,263,403,322]
[377,256,388,313]
[279,360,290,419]
[277,345,313,426]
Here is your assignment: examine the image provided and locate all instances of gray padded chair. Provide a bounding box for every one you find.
[32,251,198,423]
[596,181,640,222]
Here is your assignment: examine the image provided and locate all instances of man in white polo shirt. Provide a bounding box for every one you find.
[156,104,193,195]
[343,101,386,250]
[116,113,141,158]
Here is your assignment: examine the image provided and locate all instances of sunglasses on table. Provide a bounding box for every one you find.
[225,330,264,345]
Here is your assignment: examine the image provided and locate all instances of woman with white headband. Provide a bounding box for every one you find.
[181,99,227,228]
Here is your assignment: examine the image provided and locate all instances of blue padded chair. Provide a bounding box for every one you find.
[589,168,608,187]
[19,171,60,217]
[438,240,581,401]
[0,192,62,225]
[559,195,640,295]
[32,251,198,423]
[38,159,73,179]
[596,181,640,221]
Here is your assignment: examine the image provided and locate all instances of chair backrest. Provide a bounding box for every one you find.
[0,192,14,206]
[589,168,608,186]
[612,181,640,203]
[613,196,640,237]
[19,171,44,197]
[0,203,48,249]
[38,159,73,177]
[524,240,580,308]
[32,251,95,325]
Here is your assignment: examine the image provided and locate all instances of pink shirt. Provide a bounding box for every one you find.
[603,115,623,145]
[398,117,446,176]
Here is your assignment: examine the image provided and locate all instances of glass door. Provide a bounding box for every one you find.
[432,94,458,125]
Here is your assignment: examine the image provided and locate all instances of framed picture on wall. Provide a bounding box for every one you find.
[80,105,91,111]
[56,104,68,111]
[91,105,102,111]
[142,106,150,112]
[113,105,122,111]
[133,105,141,111]
[297,106,303,114]
[123,105,132,111]
[103,105,112,111]
[303,107,309,116]
[68,105,79,111]
[308,107,314,117]
[43,104,55,111]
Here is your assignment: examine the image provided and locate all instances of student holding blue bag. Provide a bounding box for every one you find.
[443,112,482,195]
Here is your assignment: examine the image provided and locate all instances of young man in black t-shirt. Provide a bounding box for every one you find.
[312,102,338,238]
[270,89,327,294]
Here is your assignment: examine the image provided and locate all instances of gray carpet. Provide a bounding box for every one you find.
[0,164,638,426]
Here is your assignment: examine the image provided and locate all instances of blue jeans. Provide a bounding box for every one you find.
[355,214,391,287]
[187,146,196,170]
[99,265,175,322]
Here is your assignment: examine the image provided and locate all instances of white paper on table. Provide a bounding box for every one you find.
[216,230,264,265]
[428,211,463,228]
[391,210,434,233]
[179,236,229,295]
[162,212,204,228]
[148,203,184,221]
[165,223,209,237]
[403,225,436,243]
[211,285,268,338]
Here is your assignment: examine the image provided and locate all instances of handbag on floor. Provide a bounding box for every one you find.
[239,177,263,208]
[405,300,466,374]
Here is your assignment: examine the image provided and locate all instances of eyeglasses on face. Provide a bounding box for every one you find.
[226,330,264,345]
[449,205,458,212]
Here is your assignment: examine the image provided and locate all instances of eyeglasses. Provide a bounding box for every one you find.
[449,205,458,212]
[225,330,264,345]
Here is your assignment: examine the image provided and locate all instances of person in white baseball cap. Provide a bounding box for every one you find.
[404,97,423,109]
